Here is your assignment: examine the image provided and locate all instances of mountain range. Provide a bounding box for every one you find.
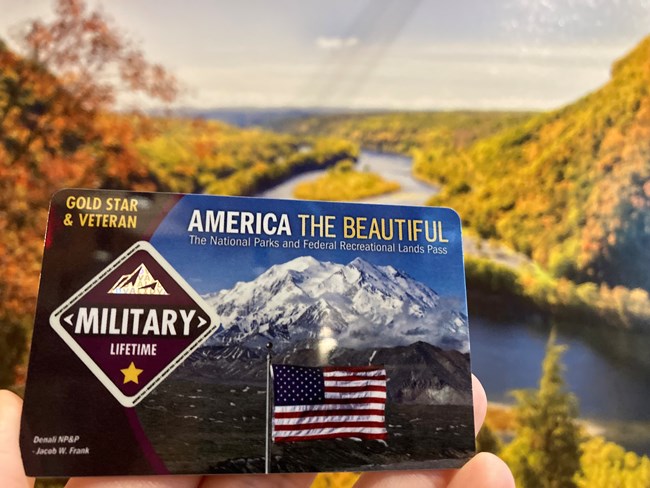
[184,256,473,405]
[203,256,468,353]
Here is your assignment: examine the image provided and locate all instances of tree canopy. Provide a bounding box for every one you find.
[501,330,582,488]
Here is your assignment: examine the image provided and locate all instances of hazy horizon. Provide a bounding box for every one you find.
[2,0,650,111]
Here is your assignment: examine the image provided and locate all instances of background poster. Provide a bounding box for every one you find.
[1,1,650,486]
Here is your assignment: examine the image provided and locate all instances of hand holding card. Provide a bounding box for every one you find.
[2,378,515,487]
[21,189,480,477]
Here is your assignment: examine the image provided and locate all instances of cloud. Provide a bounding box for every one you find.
[316,36,359,50]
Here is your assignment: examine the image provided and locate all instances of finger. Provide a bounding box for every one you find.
[0,390,34,488]
[353,469,452,488]
[199,473,316,488]
[471,374,487,436]
[447,452,514,488]
[66,474,201,488]
[353,452,514,488]
[353,375,489,488]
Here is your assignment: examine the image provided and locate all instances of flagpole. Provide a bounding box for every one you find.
[265,342,273,474]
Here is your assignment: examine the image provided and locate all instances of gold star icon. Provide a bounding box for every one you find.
[121,362,143,384]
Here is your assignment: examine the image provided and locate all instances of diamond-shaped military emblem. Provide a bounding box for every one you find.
[50,241,218,407]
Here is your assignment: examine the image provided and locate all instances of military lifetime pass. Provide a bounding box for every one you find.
[21,189,475,477]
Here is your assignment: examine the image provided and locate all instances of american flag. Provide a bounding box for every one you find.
[272,364,387,443]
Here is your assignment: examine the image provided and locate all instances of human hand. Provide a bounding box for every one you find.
[0,376,513,488]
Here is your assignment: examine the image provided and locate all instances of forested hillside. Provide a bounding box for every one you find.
[416,37,650,291]
[270,38,650,327]
[138,118,357,196]
[278,37,650,294]
[0,40,154,386]
[0,41,355,388]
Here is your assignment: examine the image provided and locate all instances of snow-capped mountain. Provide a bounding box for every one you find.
[204,256,468,352]
[108,263,168,295]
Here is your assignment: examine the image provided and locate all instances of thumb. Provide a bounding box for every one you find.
[0,390,33,488]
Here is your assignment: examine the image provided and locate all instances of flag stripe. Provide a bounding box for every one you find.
[323,369,386,377]
[274,433,388,443]
[323,372,386,379]
[274,403,385,413]
[324,391,387,399]
[324,379,387,387]
[324,385,386,393]
[323,375,387,381]
[322,396,386,404]
[273,426,387,438]
[274,415,386,425]
[274,408,386,418]
[274,421,387,431]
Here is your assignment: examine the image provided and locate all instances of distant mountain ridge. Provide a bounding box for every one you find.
[204,256,468,353]
[184,340,472,405]
[165,107,378,128]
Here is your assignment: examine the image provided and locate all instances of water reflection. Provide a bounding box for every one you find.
[470,316,650,454]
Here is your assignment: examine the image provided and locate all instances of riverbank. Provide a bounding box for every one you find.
[472,313,650,455]
[465,255,650,331]
[487,401,605,437]
[258,150,650,455]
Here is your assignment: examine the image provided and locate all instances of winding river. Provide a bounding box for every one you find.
[260,151,650,454]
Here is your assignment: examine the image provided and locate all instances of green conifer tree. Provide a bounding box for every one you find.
[501,329,582,488]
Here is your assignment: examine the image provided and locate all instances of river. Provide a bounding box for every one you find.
[260,150,650,455]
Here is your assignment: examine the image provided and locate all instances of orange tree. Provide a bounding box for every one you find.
[0,0,178,387]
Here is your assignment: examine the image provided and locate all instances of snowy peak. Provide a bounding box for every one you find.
[262,255,323,277]
[108,263,168,295]
[205,256,468,352]
[255,256,338,291]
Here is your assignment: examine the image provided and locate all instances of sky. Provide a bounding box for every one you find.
[2,0,650,110]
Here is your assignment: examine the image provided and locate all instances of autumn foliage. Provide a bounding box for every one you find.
[495,332,650,488]
[137,117,357,196]
[416,37,650,292]
[0,0,176,372]
[19,0,178,110]
[277,111,531,156]
[0,1,358,388]
[293,159,400,201]
[0,0,179,387]
[281,38,650,295]
[0,46,160,385]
